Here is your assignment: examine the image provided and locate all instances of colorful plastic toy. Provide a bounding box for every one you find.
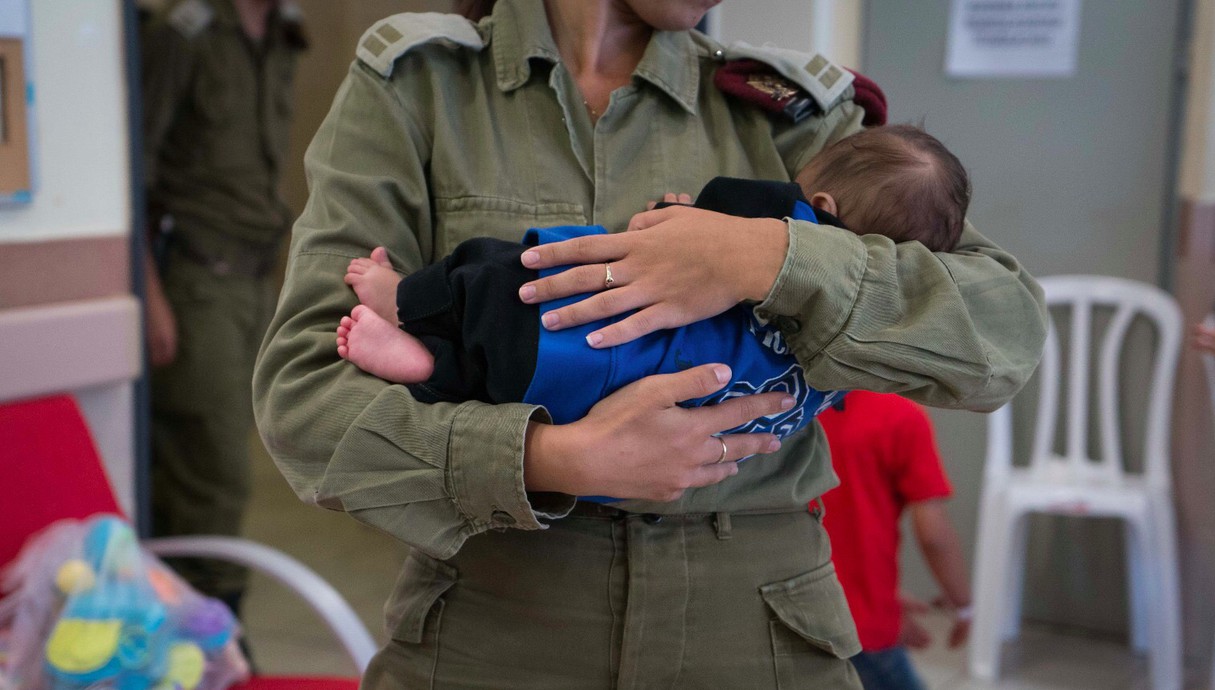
[0,516,244,690]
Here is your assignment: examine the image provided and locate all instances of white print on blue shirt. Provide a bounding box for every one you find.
[691,311,845,439]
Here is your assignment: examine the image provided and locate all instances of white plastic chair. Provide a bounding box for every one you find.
[144,536,378,673]
[968,275,1183,690]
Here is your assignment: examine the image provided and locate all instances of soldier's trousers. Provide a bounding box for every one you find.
[361,505,862,689]
[150,250,275,599]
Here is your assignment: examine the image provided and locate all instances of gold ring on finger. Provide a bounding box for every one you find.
[604,263,616,289]
[715,437,728,464]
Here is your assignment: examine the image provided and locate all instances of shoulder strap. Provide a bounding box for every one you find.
[166,0,214,40]
[724,42,855,113]
[357,12,484,78]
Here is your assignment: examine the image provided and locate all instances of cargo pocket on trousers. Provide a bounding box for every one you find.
[382,550,457,685]
[761,561,862,687]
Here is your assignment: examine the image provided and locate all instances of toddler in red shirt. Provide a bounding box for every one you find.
[818,391,972,690]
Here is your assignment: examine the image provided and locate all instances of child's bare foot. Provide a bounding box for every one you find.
[337,305,435,383]
[344,247,401,323]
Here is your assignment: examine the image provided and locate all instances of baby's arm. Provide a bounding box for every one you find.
[338,248,435,384]
[1194,320,1215,355]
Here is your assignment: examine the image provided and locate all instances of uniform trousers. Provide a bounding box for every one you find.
[361,506,862,689]
[150,243,276,599]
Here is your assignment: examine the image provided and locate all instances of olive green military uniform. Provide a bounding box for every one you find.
[143,0,303,599]
[252,1,1046,687]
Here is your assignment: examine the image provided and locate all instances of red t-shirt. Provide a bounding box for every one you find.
[817,391,953,651]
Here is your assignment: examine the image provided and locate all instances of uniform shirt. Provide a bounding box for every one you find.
[142,0,303,253]
[818,392,953,651]
[252,0,1046,561]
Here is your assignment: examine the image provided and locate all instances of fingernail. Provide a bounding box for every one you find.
[714,365,731,383]
[767,439,782,453]
[521,250,539,267]
[586,332,603,347]
[780,396,796,410]
[519,285,536,301]
[542,312,559,329]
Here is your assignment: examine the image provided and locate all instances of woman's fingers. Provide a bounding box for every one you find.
[521,232,625,270]
[578,306,685,347]
[626,205,681,232]
[685,460,740,491]
[520,261,629,306]
[715,429,782,459]
[540,288,653,336]
[703,391,793,438]
[636,363,733,407]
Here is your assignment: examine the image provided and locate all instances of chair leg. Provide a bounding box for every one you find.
[1145,500,1182,690]
[970,494,1019,681]
[1126,516,1151,654]
[1210,637,1215,690]
[1003,514,1029,641]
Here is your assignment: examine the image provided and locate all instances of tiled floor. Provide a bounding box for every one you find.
[239,436,1154,688]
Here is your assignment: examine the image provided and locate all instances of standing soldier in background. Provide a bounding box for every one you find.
[140,0,306,618]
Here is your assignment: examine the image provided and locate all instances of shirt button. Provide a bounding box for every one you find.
[491,510,516,525]
[713,49,725,61]
[642,513,663,525]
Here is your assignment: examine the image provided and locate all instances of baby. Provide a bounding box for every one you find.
[336,125,970,442]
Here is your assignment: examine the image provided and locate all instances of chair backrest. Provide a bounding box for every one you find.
[985,275,1182,489]
[0,395,123,568]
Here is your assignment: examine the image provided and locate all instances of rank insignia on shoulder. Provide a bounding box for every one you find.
[357,12,484,78]
[720,42,855,118]
[715,59,819,123]
[167,0,214,39]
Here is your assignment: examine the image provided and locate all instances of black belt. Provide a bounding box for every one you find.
[568,501,664,523]
[176,238,276,278]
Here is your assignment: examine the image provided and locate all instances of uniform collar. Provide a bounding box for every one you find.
[490,0,699,115]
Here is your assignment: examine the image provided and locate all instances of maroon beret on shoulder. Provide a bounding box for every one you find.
[845,69,887,127]
[714,59,819,123]
[715,59,888,127]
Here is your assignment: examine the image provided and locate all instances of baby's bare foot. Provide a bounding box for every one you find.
[344,247,401,323]
[337,305,435,383]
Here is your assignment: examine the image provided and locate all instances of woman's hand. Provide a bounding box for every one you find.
[524,364,790,502]
[143,251,178,368]
[518,206,789,348]
[1193,321,1215,355]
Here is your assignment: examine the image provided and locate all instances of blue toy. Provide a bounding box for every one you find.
[39,517,239,690]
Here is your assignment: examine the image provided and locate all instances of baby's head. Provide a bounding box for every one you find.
[795,125,971,252]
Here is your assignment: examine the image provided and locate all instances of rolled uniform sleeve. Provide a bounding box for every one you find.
[763,99,1047,411]
[252,62,574,560]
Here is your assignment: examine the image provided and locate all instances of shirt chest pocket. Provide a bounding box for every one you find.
[194,58,236,126]
[433,196,586,258]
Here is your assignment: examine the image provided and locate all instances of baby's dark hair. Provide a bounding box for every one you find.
[795,125,970,252]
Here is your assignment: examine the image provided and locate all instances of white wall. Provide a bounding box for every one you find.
[0,0,136,513]
[0,1,130,242]
[713,0,863,67]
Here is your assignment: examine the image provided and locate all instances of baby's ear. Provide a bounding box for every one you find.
[809,192,838,217]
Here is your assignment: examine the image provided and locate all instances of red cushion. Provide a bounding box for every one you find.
[0,395,124,567]
[232,678,360,690]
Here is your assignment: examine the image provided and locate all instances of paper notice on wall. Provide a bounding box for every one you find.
[0,0,30,38]
[946,0,1082,78]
